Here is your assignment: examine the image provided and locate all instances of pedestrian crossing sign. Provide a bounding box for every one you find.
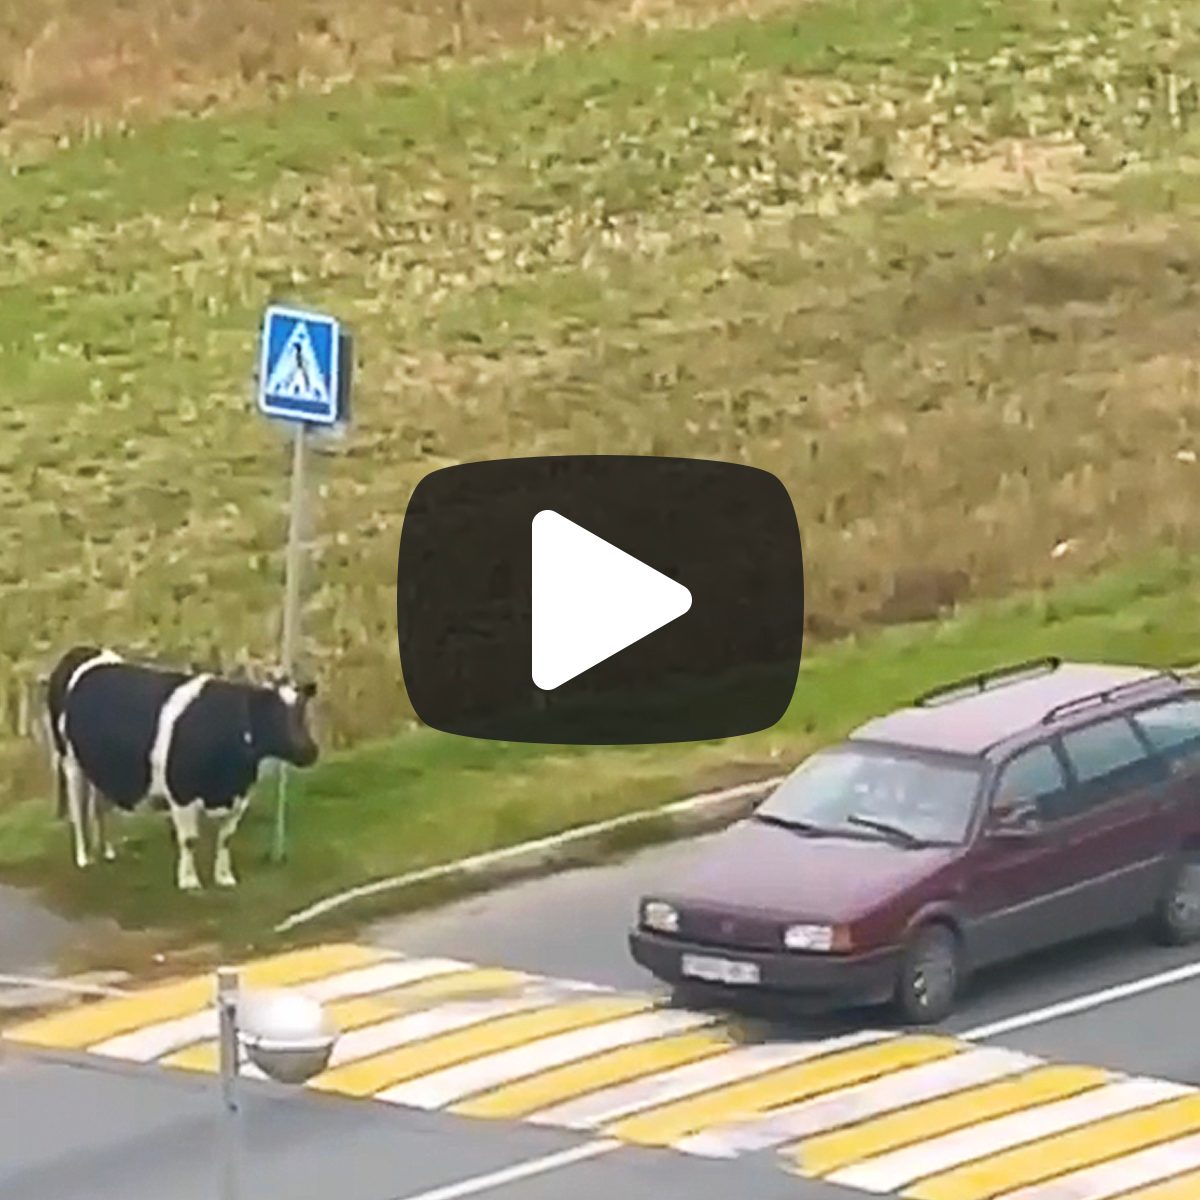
[258,304,343,426]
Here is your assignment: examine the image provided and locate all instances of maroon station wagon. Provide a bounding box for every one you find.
[629,657,1200,1024]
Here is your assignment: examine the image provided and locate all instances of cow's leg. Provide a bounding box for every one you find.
[63,756,91,869]
[93,787,116,862]
[167,800,203,892]
[212,795,250,889]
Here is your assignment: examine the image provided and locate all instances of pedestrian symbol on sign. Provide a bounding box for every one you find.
[265,322,328,406]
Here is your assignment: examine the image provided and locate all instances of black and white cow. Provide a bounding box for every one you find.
[46,644,318,891]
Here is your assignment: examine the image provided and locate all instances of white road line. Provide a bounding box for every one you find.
[960,959,1200,1042]
[674,1046,1043,1158]
[824,1076,1192,1193]
[377,1008,720,1110]
[392,1140,623,1200]
[994,1129,1200,1200]
[92,957,473,1062]
[526,1029,894,1131]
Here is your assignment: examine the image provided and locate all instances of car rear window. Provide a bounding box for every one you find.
[1132,696,1200,763]
[756,744,982,844]
[1058,715,1162,809]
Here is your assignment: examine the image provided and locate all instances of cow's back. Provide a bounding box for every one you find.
[64,663,189,808]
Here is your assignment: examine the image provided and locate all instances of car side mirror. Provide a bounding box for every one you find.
[988,799,1042,841]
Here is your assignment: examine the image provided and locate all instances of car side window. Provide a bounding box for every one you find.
[1132,696,1200,770]
[1058,715,1162,810]
[991,743,1069,822]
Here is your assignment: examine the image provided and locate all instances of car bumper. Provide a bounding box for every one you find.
[628,928,900,1010]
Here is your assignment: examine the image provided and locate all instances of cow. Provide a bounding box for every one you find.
[46,644,318,891]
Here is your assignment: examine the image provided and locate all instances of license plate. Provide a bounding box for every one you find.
[681,953,761,986]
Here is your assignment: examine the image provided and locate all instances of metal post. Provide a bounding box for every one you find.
[273,420,309,863]
[216,967,241,1200]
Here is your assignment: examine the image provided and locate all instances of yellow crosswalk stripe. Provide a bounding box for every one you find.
[310,995,653,1099]
[793,1064,1111,1178]
[1,943,385,1050]
[1110,1166,1200,1199]
[606,1034,963,1147]
[909,1093,1200,1200]
[159,967,530,1073]
[453,1029,737,1119]
[387,968,531,1003]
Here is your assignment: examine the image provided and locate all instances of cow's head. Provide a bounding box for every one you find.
[250,678,319,768]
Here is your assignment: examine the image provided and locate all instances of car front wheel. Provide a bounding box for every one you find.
[893,923,961,1025]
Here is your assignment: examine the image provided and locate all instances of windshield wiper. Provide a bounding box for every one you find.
[754,812,837,836]
[846,813,930,847]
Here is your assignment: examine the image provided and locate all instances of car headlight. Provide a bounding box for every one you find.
[783,923,843,952]
[642,900,680,933]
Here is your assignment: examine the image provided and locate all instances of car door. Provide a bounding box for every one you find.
[1053,713,1174,935]
[962,739,1082,967]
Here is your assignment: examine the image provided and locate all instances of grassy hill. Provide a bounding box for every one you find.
[4,0,1200,963]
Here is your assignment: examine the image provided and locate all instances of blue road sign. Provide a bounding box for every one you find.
[258,304,342,426]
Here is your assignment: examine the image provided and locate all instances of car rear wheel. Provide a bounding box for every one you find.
[1151,852,1200,945]
[893,923,961,1025]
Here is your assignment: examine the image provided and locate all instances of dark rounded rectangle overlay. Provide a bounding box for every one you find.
[396,455,804,745]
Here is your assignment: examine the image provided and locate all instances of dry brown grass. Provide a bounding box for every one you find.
[0,0,795,154]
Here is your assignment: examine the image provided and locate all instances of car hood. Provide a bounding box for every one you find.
[656,818,960,923]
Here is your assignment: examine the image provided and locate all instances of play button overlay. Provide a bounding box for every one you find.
[531,510,693,691]
[396,455,804,745]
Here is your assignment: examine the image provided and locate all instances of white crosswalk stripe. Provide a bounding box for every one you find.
[377,1008,719,1110]
[824,1076,1194,1193]
[525,1029,895,1130]
[674,1045,1045,1158]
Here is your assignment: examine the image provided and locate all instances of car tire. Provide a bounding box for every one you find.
[893,923,961,1025]
[1151,851,1200,945]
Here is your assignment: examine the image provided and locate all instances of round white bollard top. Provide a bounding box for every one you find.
[238,987,336,1048]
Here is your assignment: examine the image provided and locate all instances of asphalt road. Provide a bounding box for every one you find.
[0,1048,861,1200]
[368,832,1200,1084]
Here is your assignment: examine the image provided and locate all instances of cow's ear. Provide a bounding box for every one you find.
[301,680,317,699]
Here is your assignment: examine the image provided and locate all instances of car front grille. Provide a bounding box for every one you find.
[677,906,782,952]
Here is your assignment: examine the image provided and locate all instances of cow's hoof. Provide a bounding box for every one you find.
[215,871,237,889]
[178,876,203,893]
[102,846,117,862]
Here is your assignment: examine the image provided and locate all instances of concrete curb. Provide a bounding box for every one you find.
[275,773,784,935]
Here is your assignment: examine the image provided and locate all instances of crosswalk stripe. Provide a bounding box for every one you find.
[452,1029,735,1120]
[160,967,534,1074]
[524,1029,895,1132]
[807,1064,1112,1181]
[676,1046,1044,1159]
[606,1034,962,1147]
[313,995,652,1099]
[93,957,473,1062]
[1092,1161,1200,1200]
[320,991,572,1074]
[0,943,384,1050]
[377,1008,718,1111]
[900,1084,1200,1200]
[992,1130,1200,1200]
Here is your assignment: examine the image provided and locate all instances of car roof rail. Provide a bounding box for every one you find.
[913,656,1062,708]
[1040,670,1182,725]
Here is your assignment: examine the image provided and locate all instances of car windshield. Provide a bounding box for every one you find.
[755,744,982,845]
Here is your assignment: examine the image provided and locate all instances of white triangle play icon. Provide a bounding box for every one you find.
[531,510,693,691]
